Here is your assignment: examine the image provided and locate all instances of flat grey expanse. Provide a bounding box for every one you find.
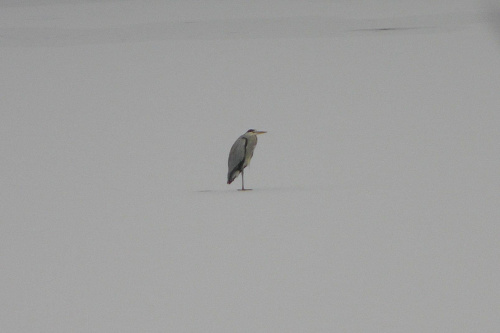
[1,1,499,332]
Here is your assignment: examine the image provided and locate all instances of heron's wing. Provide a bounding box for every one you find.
[227,137,246,182]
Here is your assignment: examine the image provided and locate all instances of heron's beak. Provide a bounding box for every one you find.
[255,131,267,135]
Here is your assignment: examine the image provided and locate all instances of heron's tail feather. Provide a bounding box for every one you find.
[227,170,240,184]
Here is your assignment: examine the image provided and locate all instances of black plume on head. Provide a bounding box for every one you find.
[247,129,255,133]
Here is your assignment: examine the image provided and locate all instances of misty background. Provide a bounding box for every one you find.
[1,1,499,332]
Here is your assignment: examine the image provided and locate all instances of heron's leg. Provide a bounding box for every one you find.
[241,170,244,190]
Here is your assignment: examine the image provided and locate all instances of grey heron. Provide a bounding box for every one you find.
[227,129,267,190]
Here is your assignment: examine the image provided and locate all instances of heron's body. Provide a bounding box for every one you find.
[227,129,266,190]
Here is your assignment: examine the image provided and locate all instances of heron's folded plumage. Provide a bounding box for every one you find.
[227,129,263,187]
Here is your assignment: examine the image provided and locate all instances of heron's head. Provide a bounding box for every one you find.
[246,129,267,135]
